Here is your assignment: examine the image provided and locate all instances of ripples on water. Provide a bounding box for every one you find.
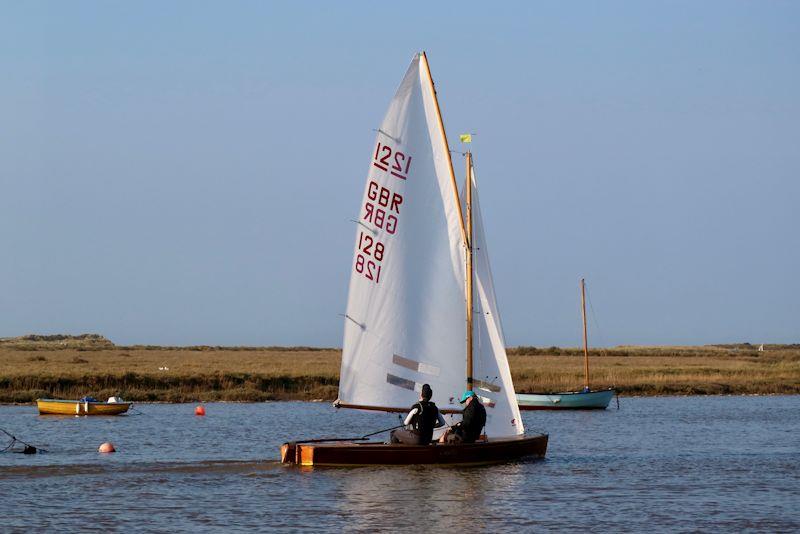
[1,396,798,532]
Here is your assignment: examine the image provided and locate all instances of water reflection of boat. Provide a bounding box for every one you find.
[281,52,547,466]
[517,279,616,410]
[37,398,131,415]
[335,464,524,531]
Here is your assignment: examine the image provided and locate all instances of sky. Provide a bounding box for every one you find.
[1,1,798,347]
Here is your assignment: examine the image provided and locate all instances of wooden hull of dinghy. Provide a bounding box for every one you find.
[37,399,132,416]
[280,434,548,467]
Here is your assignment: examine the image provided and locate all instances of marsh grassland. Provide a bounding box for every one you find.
[1,335,797,402]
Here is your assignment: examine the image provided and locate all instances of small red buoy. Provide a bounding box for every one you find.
[98,442,115,453]
[195,405,206,416]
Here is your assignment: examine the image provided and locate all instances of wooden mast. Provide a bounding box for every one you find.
[465,151,474,392]
[420,51,472,393]
[581,278,590,391]
[419,52,467,245]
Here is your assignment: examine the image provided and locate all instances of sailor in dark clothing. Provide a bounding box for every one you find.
[390,383,446,445]
[440,390,486,444]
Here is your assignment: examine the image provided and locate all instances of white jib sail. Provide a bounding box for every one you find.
[339,53,468,414]
[466,164,525,437]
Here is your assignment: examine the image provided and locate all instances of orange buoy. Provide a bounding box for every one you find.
[98,442,116,453]
[195,405,206,416]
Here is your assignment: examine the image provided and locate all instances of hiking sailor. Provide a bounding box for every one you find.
[440,390,486,444]
[390,383,446,445]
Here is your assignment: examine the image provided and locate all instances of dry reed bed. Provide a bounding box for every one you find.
[1,343,798,402]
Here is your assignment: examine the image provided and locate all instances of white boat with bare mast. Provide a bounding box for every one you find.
[280,52,547,466]
[516,279,616,410]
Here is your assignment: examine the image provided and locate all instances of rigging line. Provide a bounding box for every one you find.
[361,424,405,439]
[584,282,608,348]
[1,437,15,452]
[0,427,47,453]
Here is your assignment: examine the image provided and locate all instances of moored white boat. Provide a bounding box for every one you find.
[516,279,616,410]
[517,388,615,410]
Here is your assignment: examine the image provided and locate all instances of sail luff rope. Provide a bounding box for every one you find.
[419,51,467,247]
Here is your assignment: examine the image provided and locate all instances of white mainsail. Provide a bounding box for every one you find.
[338,53,522,438]
[339,53,467,414]
[465,164,524,436]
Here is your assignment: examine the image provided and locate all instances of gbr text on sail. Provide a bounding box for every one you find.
[355,141,409,284]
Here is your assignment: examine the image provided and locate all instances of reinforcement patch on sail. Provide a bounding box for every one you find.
[392,354,441,376]
[386,373,416,391]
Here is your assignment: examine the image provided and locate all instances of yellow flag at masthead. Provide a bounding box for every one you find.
[459,134,472,143]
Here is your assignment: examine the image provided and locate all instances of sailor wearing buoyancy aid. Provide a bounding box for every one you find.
[390,383,446,445]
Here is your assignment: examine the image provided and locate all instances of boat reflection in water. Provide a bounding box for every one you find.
[333,462,532,531]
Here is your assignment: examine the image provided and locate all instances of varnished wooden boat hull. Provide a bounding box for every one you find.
[516,389,615,410]
[281,434,548,466]
[37,399,132,416]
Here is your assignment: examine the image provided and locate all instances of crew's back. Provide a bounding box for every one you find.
[389,383,446,445]
[410,398,439,443]
[461,396,486,442]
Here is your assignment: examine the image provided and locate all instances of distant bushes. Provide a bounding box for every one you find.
[0,373,340,403]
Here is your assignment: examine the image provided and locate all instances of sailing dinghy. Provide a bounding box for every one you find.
[281,52,547,466]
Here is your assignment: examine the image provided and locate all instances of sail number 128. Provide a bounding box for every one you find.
[355,231,383,284]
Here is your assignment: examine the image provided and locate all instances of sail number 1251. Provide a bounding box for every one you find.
[355,231,384,284]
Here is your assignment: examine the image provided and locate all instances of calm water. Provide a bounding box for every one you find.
[1,396,798,532]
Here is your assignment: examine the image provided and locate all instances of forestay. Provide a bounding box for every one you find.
[338,53,467,414]
[465,165,524,436]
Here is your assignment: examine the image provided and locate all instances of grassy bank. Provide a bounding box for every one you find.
[1,336,798,402]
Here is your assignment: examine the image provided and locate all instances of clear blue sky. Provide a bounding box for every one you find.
[1,1,798,346]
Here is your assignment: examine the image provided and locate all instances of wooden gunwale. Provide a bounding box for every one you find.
[284,434,548,467]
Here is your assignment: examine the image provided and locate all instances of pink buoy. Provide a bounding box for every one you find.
[98,442,115,453]
[195,405,206,416]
